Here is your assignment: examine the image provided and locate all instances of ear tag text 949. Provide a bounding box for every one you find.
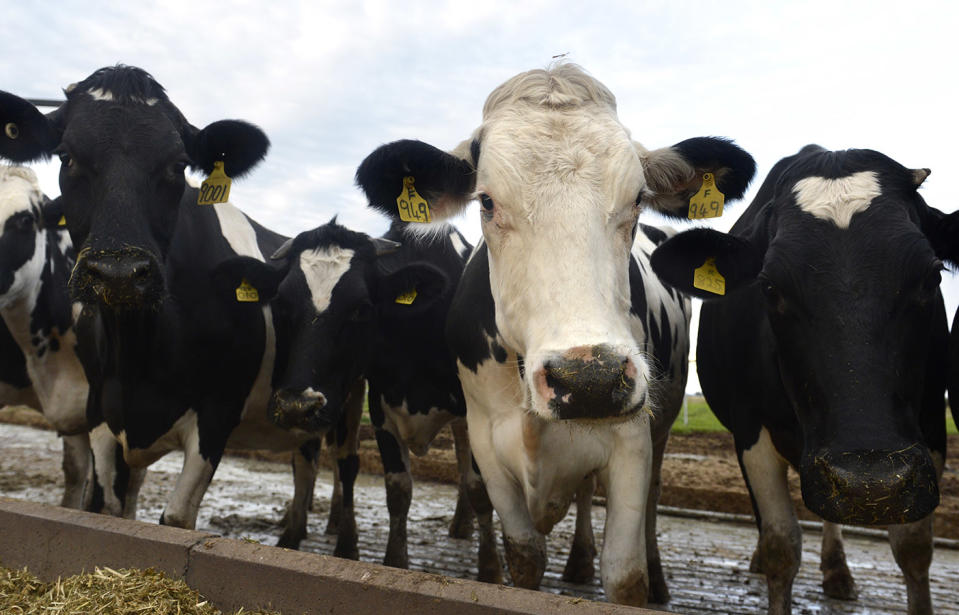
[396,176,432,223]
[693,257,725,296]
[235,278,259,303]
[395,288,417,305]
[198,161,232,205]
[688,173,724,219]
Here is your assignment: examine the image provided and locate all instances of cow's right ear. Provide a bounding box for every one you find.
[211,256,287,306]
[184,120,270,179]
[355,139,476,223]
[0,92,61,162]
[650,227,763,300]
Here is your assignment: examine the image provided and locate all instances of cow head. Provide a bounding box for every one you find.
[0,65,269,309]
[0,166,53,308]
[214,219,450,433]
[652,145,954,524]
[356,63,754,421]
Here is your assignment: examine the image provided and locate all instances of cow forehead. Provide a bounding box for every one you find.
[792,171,881,229]
[298,246,356,313]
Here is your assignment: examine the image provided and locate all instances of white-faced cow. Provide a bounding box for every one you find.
[0,66,332,544]
[651,145,954,615]
[355,63,755,606]
[0,166,91,508]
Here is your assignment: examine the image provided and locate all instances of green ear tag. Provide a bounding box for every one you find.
[693,257,725,295]
[198,161,232,205]
[688,173,724,219]
[235,278,259,302]
[396,176,432,223]
[395,288,417,305]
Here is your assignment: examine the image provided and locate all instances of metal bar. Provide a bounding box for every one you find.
[25,98,64,108]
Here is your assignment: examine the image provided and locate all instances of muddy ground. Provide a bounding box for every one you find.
[1,408,958,614]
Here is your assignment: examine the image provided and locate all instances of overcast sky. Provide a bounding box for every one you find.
[5,1,958,393]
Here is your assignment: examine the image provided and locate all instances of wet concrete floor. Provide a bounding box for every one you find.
[1,423,956,614]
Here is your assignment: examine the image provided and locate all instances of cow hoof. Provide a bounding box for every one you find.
[561,542,596,583]
[604,567,650,607]
[503,535,546,590]
[383,552,409,569]
[334,543,359,560]
[822,570,858,601]
[749,546,764,573]
[276,531,304,550]
[648,574,670,605]
[448,505,475,539]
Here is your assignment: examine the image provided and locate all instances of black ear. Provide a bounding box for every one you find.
[0,92,60,162]
[211,256,287,305]
[650,227,763,299]
[355,139,476,222]
[921,207,959,268]
[642,137,756,219]
[40,195,65,230]
[185,120,270,178]
[375,261,450,319]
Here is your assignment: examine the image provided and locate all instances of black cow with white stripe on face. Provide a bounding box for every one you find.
[0,66,324,537]
[651,145,956,615]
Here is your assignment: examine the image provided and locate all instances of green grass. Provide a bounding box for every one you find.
[670,396,959,436]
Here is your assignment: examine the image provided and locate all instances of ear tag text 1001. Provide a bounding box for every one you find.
[693,257,725,295]
[395,288,417,305]
[688,173,724,219]
[235,278,259,303]
[198,161,232,205]
[396,176,432,223]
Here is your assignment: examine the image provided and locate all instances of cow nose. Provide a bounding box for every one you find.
[269,388,330,432]
[75,250,161,307]
[800,443,939,525]
[533,344,641,420]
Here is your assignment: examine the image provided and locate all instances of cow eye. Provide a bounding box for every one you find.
[479,194,495,212]
[759,276,786,313]
[57,152,74,167]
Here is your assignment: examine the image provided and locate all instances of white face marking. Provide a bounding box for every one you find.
[449,230,470,258]
[793,171,881,228]
[211,201,265,261]
[85,87,158,106]
[299,246,355,313]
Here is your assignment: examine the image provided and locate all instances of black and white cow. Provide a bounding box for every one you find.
[0,66,327,541]
[0,166,90,508]
[355,63,755,606]
[651,145,954,615]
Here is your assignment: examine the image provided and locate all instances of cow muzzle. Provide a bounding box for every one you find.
[800,443,939,525]
[72,248,162,309]
[532,344,643,421]
[269,388,332,432]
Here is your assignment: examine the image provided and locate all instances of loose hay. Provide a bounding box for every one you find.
[0,565,280,615]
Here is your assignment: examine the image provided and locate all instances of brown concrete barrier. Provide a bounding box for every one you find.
[0,498,669,615]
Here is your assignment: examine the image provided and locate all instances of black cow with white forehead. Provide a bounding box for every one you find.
[652,145,955,615]
[0,66,322,534]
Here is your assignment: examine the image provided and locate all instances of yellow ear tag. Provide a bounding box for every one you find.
[235,278,260,303]
[693,257,726,296]
[396,176,432,223]
[198,161,232,205]
[57,215,67,227]
[395,288,417,305]
[688,172,724,219]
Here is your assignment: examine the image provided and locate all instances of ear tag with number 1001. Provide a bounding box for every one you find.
[235,278,260,303]
[395,288,417,305]
[396,176,432,223]
[693,257,725,295]
[688,172,724,219]
[198,161,232,205]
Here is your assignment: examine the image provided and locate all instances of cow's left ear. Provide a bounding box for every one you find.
[639,137,756,219]
[0,92,61,163]
[919,204,959,267]
[375,261,450,319]
[650,227,763,300]
[39,195,65,230]
[184,120,270,179]
[211,256,287,306]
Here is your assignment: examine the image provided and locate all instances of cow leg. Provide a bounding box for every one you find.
[159,445,216,529]
[331,379,362,560]
[645,433,670,604]
[465,453,503,583]
[277,438,321,549]
[598,430,652,607]
[448,417,476,539]
[888,516,934,615]
[88,422,146,519]
[324,433,341,535]
[740,428,800,615]
[374,422,412,568]
[59,432,92,509]
[562,474,596,584]
[820,521,857,600]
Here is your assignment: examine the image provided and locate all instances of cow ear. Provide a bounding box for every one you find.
[650,227,763,299]
[640,137,756,219]
[40,195,65,230]
[920,205,959,267]
[355,139,477,224]
[185,120,270,179]
[0,92,60,162]
[211,256,286,305]
[376,261,450,319]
